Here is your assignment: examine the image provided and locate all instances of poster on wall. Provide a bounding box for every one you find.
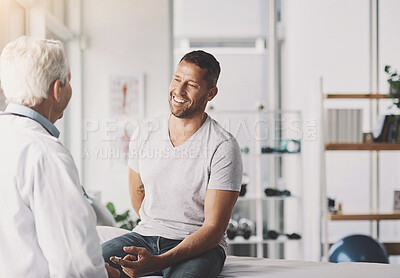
[109,74,145,118]
[109,74,145,167]
[109,120,138,167]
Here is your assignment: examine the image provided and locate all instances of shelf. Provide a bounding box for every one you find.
[242,152,301,157]
[328,212,400,221]
[324,93,389,99]
[237,195,298,201]
[227,235,302,245]
[327,241,400,256]
[383,242,400,256]
[227,236,262,244]
[325,143,400,151]
[262,237,302,244]
[216,110,304,259]
[321,87,400,260]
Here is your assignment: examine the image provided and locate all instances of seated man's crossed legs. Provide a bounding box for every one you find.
[102,232,225,278]
[161,243,225,278]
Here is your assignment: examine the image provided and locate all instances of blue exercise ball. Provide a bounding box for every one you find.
[329,234,389,264]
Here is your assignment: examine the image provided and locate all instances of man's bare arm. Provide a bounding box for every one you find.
[128,168,145,217]
[114,189,239,277]
[160,189,239,263]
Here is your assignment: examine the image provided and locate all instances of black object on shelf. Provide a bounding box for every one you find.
[239,184,247,196]
[373,114,400,143]
[261,139,301,154]
[261,146,283,153]
[241,146,250,154]
[264,230,301,240]
[265,188,291,197]
[239,173,250,197]
[373,115,389,142]
[328,197,338,213]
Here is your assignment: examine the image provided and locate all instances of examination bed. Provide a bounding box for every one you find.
[97,226,400,278]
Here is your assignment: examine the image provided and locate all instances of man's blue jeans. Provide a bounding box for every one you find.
[102,232,226,278]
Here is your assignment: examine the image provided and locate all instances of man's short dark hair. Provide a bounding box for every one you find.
[180,50,221,89]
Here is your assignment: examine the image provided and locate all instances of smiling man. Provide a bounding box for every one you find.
[102,50,243,278]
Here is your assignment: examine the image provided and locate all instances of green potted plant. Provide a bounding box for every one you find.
[382,65,400,142]
[385,65,400,108]
[106,202,139,230]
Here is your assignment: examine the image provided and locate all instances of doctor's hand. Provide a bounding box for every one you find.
[105,262,120,278]
[110,246,164,278]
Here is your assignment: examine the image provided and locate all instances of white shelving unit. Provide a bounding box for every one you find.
[320,91,400,261]
[319,1,400,263]
[211,110,304,259]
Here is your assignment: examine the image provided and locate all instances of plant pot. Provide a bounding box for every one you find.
[388,114,400,143]
[389,82,400,99]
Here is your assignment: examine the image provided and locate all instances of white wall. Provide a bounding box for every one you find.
[379,0,400,92]
[282,0,400,261]
[0,0,27,111]
[174,0,267,39]
[282,0,371,261]
[82,0,171,215]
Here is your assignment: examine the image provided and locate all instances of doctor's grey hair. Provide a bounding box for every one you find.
[0,36,70,107]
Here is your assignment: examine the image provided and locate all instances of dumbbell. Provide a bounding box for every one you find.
[227,219,239,240]
[264,188,291,197]
[227,218,254,240]
[238,218,254,239]
[265,230,301,240]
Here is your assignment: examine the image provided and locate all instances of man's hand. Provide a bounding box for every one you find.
[110,246,164,278]
[105,262,120,278]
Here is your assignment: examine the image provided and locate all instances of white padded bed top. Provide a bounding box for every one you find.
[219,256,400,278]
[97,226,400,278]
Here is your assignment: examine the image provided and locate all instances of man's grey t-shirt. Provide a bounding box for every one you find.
[128,114,243,252]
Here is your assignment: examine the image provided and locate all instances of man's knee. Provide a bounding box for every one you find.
[101,233,138,263]
[163,246,225,278]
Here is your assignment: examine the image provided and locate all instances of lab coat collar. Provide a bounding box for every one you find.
[5,103,60,138]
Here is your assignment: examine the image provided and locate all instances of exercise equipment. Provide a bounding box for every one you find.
[239,184,247,196]
[261,139,301,154]
[226,218,254,240]
[265,188,291,197]
[264,230,301,240]
[329,234,389,264]
[227,219,239,240]
[239,174,250,197]
[238,218,254,239]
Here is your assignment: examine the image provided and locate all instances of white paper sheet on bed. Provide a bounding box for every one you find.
[220,256,400,278]
[97,226,400,278]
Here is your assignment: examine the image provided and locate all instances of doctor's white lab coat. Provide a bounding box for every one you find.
[0,114,107,278]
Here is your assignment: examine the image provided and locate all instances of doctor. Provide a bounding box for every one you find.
[0,36,118,277]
